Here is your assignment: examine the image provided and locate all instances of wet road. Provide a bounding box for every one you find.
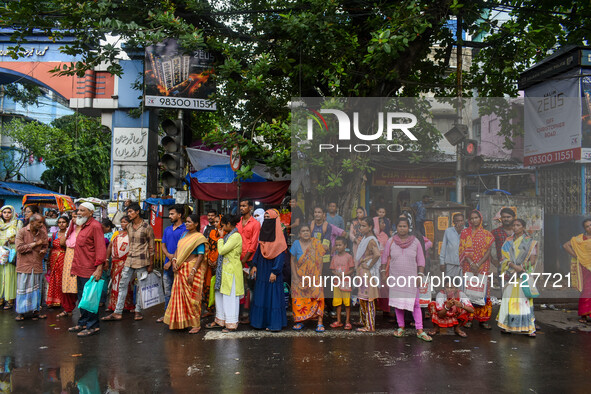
[0,306,589,393]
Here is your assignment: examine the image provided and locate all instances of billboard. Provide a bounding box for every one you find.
[144,39,216,110]
[524,70,581,166]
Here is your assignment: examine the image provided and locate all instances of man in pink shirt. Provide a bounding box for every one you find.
[236,200,260,324]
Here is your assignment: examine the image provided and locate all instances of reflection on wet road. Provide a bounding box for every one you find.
[0,307,589,392]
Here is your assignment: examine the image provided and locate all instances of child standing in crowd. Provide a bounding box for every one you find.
[330,237,355,330]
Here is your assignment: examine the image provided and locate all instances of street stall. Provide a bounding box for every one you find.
[142,198,176,270]
[188,164,290,205]
[424,201,470,270]
[186,147,291,208]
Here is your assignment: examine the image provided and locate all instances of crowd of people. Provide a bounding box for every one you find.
[0,198,590,341]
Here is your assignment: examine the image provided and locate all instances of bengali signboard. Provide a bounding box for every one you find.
[144,39,216,110]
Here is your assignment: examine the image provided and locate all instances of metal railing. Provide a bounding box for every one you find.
[154,239,165,270]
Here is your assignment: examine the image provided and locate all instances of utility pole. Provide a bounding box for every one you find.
[455,14,464,204]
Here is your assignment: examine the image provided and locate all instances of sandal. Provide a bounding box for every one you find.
[578,318,590,324]
[330,322,344,329]
[156,316,165,323]
[77,328,100,337]
[528,332,536,338]
[68,325,85,332]
[4,303,13,310]
[292,323,304,331]
[480,322,492,330]
[15,314,24,321]
[454,328,467,338]
[356,327,374,332]
[57,311,72,318]
[101,314,122,321]
[222,328,237,333]
[315,324,325,333]
[393,328,405,338]
[32,313,47,321]
[205,322,223,329]
[344,323,352,330]
[189,327,201,334]
[427,328,440,336]
[134,313,143,321]
[417,331,433,342]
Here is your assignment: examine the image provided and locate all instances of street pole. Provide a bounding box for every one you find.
[455,13,463,204]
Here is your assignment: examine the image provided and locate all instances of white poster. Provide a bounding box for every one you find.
[112,128,149,162]
[524,70,581,166]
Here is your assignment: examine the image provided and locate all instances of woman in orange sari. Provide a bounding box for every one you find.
[164,214,208,334]
[202,215,221,316]
[459,210,494,329]
[291,225,326,332]
[106,216,134,312]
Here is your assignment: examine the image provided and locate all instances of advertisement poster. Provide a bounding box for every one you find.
[144,38,216,110]
[524,70,581,166]
[437,216,449,231]
[581,74,591,161]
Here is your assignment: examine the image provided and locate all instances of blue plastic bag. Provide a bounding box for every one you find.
[7,248,16,264]
[78,279,105,314]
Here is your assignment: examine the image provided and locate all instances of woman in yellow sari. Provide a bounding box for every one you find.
[164,214,207,334]
[563,218,591,324]
[497,219,538,336]
[290,225,326,332]
[0,205,21,309]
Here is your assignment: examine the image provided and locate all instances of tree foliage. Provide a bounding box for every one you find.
[4,115,111,197]
[3,0,591,211]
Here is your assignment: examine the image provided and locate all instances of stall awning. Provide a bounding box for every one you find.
[190,179,290,204]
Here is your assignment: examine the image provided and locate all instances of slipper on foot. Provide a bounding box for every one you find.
[417,332,433,342]
[77,328,100,337]
[101,314,122,321]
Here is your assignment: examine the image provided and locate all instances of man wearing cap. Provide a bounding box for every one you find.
[103,202,155,322]
[68,203,107,337]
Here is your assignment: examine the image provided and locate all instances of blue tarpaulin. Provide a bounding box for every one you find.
[187,165,267,184]
[0,181,61,196]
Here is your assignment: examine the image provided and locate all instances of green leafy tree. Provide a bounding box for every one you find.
[0,147,27,181]
[5,115,110,197]
[4,0,591,211]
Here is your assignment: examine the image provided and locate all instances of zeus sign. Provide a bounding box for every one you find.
[306,109,418,152]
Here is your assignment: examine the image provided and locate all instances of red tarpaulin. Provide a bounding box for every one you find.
[190,179,290,204]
